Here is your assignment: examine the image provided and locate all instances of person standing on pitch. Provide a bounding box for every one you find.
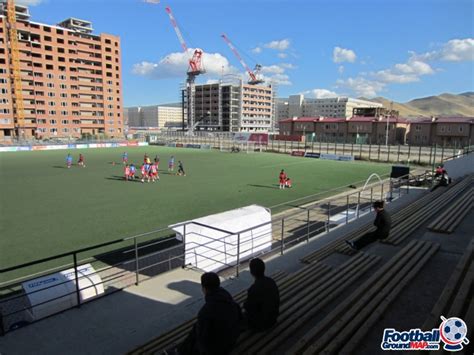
[346,200,391,250]
[279,170,287,189]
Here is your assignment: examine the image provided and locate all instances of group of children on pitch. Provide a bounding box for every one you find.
[122,153,186,182]
[279,169,292,189]
[66,153,85,168]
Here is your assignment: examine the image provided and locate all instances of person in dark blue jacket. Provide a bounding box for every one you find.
[178,272,241,355]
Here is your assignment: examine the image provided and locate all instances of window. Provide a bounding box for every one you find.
[58,48,65,53]
[47,83,54,88]
[459,126,464,132]
[60,93,67,98]
[59,75,66,80]
[0,78,7,84]
[44,36,52,42]
[0,108,10,114]
[46,64,53,70]
[50,119,57,124]
[107,104,113,109]
[107,97,113,101]
[62,128,69,133]
[56,29,64,35]
[60,102,67,107]
[61,119,69,124]
[48,101,55,106]
[0,98,8,104]
[0,88,8,94]
[47,92,55,97]
[50,128,57,133]
[105,39,111,44]
[107,80,113,85]
[107,88,112,93]
[108,112,114,117]
[0,68,6,74]
[34,72,43,77]
[106,56,112,61]
[61,111,68,116]
[45,55,53,60]
[46,73,54,79]
[60,84,67,89]
[57,38,64,44]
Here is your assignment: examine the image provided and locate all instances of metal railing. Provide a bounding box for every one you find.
[0,173,417,335]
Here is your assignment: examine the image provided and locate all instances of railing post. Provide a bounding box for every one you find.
[370,187,373,211]
[407,176,410,194]
[182,224,187,268]
[327,201,331,232]
[73,253,81,308]
[397,144,401,162]
[236,233,241,277]
[368,143,372,161]
[381,182,384,201]
[134,237,140,285]
[387,144,391,162]
[357,191,361,218]
[346,195,350,224]
[407,144,411,163]
[280,219,285,256]
[306,209,310,242]
[398,178,402,198]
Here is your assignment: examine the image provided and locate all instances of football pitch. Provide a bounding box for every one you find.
[0,146,390,271]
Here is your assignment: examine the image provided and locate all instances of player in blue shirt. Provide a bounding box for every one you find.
[66,153,73,169]
[168,156,175,172]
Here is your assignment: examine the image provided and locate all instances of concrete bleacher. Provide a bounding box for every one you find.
[2,173,472,355]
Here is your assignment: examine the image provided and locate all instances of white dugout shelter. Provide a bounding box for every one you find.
[170,205,273,273]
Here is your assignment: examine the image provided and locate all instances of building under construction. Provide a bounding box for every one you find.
[182,77,275,132]
[0,2,123,140]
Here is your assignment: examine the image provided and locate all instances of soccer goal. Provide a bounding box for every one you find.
[220,141,260,153]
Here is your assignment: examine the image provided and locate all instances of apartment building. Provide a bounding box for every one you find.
[407,117,474,147]
[188,79,274,132]
[279,116,407,145]
[275,94,382,122]
[0,4,123,140]
[126,104,183,130]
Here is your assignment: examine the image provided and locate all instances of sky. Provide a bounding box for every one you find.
[18,0,474,106]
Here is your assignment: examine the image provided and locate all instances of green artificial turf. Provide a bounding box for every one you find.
[0,147,390,272]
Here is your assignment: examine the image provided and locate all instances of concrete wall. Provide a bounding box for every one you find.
[444,153,474,178]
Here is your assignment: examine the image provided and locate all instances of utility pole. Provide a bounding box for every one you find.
[385,101,393,146]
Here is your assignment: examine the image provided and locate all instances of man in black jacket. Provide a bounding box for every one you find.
[178,272,241,355]
[346,200,392,250]
[243,258,280,332]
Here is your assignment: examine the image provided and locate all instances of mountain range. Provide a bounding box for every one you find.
[364,92,474,118]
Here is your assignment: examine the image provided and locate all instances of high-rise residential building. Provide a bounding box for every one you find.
[126,104,183,130]
[186,78,274,132]
[275,94,383,121]
[0,3,123,140]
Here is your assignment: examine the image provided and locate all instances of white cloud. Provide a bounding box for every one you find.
[280,63,296,69]
[333,47,357,63]
[260,65,285,75]
[143,0,160,3]
[16,0,43,5]
[338,65,345,74]
[440,38,474,61]
[412,38,474,62]
[264,39,291,51]
[373,58,434,84]
[261,73,292,86]
[394,60,434,75]
[336,77,385,98]
[277,53,288,59]
[252,47,262,54]
[304,89,339,99]
[133,49,235,80]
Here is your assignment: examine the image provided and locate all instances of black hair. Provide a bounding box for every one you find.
[201,272,220,291]
[249,258,265,278]
[373,200,385,209]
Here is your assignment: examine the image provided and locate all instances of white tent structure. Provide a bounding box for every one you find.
[170,205,272,273]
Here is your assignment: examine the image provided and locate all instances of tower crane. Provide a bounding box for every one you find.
[5,0,25,139]
[165,6,205,133]
[221,33,263,85]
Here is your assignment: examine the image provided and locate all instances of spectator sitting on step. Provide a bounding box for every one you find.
[345,200,392,250]
[243,258,280,332]
[177,272,241,355]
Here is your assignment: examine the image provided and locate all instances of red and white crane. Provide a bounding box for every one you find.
[165,6,204,78]
[221,33,263,85]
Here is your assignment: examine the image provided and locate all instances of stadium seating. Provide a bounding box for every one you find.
[427,186,473,234]
[230,253,379,354]
[127,270,289,354]
[287,240,440,355]
[422,239,473,331]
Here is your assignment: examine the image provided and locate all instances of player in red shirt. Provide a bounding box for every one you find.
[140,164,148,183]
[124,165,130,181]
[150,163,159,182]
[78,154,86,168]
[285,177,292,188]
[279,169,287,189]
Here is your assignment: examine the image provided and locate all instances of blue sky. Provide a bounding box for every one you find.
[21,0,473,106]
